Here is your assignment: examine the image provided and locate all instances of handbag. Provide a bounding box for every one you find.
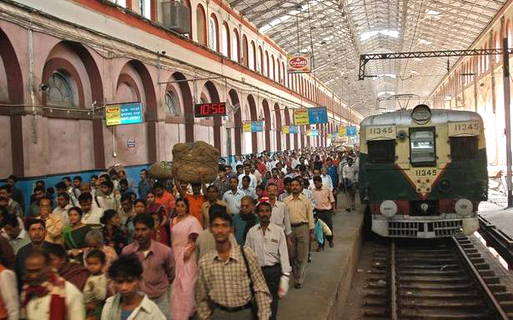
[240,245,259,320]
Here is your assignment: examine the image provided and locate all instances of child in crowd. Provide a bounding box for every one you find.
[84,249,109,320]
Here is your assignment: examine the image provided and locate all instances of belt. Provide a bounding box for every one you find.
[315,209,333,212]
[291,222,308,227]
[262,263,281,270]
[212,301,252,312]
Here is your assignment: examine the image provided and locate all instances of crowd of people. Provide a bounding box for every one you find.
[0,146,359,320]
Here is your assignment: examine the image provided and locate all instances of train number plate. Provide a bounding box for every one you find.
[366,126,396,140]
[414,169,437,177]
[448,121,480,136]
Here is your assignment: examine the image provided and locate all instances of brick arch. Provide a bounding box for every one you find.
[229,89,242,155]
[117,60,158,162]
[0,28,24,176]
[172,72,194,142]
[42,58,85,109]
[284,107,291,150]
[262,99,271,152]
[247,94,258,153]
[116,73,141,102]
[273,103,281,151]
[203,81,221,150]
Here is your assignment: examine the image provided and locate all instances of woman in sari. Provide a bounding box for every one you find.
[170,198,202,320]
[63,207,92,264]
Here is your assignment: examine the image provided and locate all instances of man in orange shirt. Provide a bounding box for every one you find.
[175,177,206,227]
[153,181,175,218]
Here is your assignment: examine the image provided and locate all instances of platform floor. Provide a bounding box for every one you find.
[479,189,513,239]
[277,195,364,320]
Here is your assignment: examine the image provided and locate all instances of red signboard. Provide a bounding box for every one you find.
[194,102,227,118]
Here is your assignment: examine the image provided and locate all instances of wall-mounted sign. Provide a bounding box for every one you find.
[106,102,143,126]
[127,139,136,148]
[289,126,299,134]
[307,129,319,137]
[308,107,328,124]
[283,126,290,134]
[287,54,311,73]
[194,102,227,118]
[294,108,310,125]
[346,126,358,137]
[243,121,264,132]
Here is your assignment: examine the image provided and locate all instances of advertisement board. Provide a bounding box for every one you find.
[106,102,143,126]
[287,54,311,73]
[308,107,328,124]
[294,108,310,125]
[243,121,264,132]
[289,126,299,134]
[346,126,358,137]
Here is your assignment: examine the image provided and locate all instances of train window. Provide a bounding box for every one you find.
[410,128,436,166]
[450,137,478,160]
[367,140,395,163]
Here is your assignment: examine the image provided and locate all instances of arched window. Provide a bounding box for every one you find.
[242,35,249,67]
[275,57,279,81]
[47,71,75,107]
[508,19,512,48]
[271,55,275,80]
[257,46,263,74]
[139,0,151,19]
[165,91,180,115]
[250,41,256,71]
[265,51,270,77]
[232,29,240,62]
[196,5,207,46]
[209,14,219,51]
[282,61,286,86]
[221,22,230,57]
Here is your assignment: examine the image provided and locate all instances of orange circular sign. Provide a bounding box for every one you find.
[289,56,308,69]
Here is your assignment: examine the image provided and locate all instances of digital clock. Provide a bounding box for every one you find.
[194,102,227,118]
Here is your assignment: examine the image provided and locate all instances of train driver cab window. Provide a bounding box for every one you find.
[410,128,436,166]
[450,136,478,160]
[367,140,395,163]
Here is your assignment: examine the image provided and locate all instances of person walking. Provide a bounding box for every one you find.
[245,202,291,320]
[311,176,335,248]
[196,209,271,320]
[341,157,358,211]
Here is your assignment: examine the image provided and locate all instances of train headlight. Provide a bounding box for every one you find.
[380,200,398,218]
[455,199,473,216]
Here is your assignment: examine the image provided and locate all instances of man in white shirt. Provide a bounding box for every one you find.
[266,183,292,239]
[96,181,121,212]
[246,202,291,320]
[52,193,72,226]
[78,193,104,226]
[341,157,358,211]
[251,164,263,186]
[238,164,257,189]
[3,214,30,253]
[22,250,85,320]
[238,176,258,200]
[222,177,245,215]
[308,168,333,192]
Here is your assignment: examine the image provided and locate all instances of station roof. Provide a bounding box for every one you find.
[228,0,507,116]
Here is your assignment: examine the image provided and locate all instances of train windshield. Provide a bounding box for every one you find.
[410,128,436,166]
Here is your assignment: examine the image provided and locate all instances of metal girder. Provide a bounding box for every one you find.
[358,48,511,80]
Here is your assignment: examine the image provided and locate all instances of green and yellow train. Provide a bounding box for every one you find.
[359,105,488,238]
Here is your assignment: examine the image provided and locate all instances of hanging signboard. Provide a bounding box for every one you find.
[287,54,311,73]
[194,102,227,118]
[338,126,347,136]
[282,126,290,134]
[243,121,264,132]
[346,126,358,137]
[289,126,299,134]
[311,129,319,136]
[308,107,328,124]
[294,108,309,125]
[106,102,143,126]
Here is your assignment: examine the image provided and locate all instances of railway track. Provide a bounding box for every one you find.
[360,237,513,319]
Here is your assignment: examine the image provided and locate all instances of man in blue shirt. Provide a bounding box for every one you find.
[232,196,258,245]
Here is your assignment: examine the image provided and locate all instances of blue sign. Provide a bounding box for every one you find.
[106,102,144,126]
[308,107,328,124]
[311,129,319,136]
[346,126,357,136]
[289,126,299,134]
[251,121,264,132]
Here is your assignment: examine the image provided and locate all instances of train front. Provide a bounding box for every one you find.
[359,105,488,238]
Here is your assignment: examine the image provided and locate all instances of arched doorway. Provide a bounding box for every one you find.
[229,90,242,155]
[284,107,291,151]
[274,103,282,152]
[203,81,221,151]
[247,95,258,154]
[262,99,271,152]
[172,72,194,142]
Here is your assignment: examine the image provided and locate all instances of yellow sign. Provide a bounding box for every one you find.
[282,126,290,134]
[106,105,121,126]
[338,126,346,136]
[243,121,252,133]
[294,108,309,125]
[307,129,311,136]
[448,121,480,137]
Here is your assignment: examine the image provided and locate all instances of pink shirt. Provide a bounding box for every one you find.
[266,178,285,194]
[312,187,335,210]
[122,240,174,299]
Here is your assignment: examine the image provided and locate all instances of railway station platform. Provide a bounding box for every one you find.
[479,190,513,239]
[277,198,365,320]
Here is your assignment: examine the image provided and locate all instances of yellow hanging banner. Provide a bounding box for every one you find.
[282,126,290,134]
[338,126,347,136]
[306,129,312,136]
[294,108,309,125]
[243,121,252,133]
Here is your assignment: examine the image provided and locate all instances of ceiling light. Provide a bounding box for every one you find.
[288,10,301,15]
[425,9,441,15]
[418,39,432,45]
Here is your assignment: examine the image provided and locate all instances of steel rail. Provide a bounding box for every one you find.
[452,237,509,320]
[390,239,398,320]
